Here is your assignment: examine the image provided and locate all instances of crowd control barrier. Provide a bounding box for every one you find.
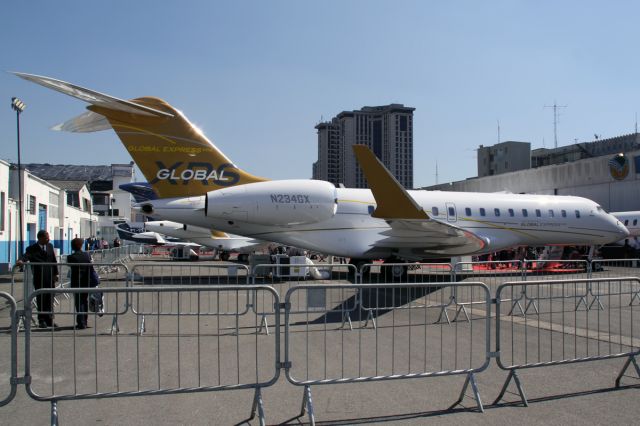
[494,277,640,406]
[251,263,356,334]
[0,292,18,408]
[128,263,250,334]
[283,282,492,424]
[23,285,279,425]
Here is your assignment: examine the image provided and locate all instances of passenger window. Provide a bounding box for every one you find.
[634,219,638,226]
[522,209,528,217]
[448,207,455,217]
[548,209,554,217]
[465,207,471,216]
[508,208,514,217]
[480,208,486,217]
[625,220,629,226]
[368,205,375,215]
[535,209,541,217]
[575,210,581,218]
[561,210,567,217]
[432,207,439,216]
[494,208,500,217]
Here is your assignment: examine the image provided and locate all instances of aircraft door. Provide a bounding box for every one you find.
[445,202,457,223]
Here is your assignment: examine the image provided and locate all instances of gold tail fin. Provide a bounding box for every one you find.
[89,98,266,198]
[13,72,266,198]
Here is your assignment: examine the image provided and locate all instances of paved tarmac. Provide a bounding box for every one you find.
[0,260,639,425]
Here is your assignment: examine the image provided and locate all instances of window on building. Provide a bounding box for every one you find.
[575,210,581,218]
[432,207,439,216]
[465,207,472,216]
[535,209,541,217]
[494,208,500,217]
[508,208,514,217]
[561,210,567,217]
[83,198,91,213]
[522,209,528,217]
[48,191,59,219]
[480,208,486,217]
[28,195,36,214]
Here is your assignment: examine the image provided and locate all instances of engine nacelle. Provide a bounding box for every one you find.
[205,180,337,226]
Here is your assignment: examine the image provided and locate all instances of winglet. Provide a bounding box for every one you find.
[352,145,428,220]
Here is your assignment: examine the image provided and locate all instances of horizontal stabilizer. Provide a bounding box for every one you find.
[13,72,173,118]
[51,110,111,133]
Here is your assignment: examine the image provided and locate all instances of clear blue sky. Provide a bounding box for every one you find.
[2,1,639,188]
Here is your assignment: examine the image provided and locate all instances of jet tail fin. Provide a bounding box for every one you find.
[14,72,267,198]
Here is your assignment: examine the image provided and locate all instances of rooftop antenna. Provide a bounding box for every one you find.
[544,101,567,149]
[435,160,439,185]
[497,119,500,143]
[635,112,638,134]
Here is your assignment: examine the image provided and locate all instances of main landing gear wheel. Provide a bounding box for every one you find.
[383,258,408,282]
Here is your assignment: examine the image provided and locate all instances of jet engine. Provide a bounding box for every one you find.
[205,179,338,226]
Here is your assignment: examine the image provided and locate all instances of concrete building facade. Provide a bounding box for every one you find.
[425,138,640,212]
[313,104,415,188]
[477,141,531,177]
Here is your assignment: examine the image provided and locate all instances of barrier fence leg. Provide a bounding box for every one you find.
[110,315,120,335]
[449,373,484,413]
[629,291,640,306]
[51,400,58,426]
[339,311,353,330]
[615,355,640,388]
[493,369,528,407]
[248,387,266,426]
[299,385,316,426]
[139,315,146,335]
[258,314,270,335]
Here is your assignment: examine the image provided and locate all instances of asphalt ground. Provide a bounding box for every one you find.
[0,260,639,425]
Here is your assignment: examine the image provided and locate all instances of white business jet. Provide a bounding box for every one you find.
[15,72,629,268]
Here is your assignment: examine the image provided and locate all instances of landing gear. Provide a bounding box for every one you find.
[237,253,249,263]
[219,252,231,261]
[382,257,408,282]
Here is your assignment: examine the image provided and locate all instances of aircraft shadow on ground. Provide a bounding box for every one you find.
[290,285,446,326]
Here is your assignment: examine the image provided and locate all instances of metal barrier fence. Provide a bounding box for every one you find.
[128,263,250,334]
[24,285,279,425]
[284,282,492,424]
[252,263,357,333]
[494,277,640,406]
[360,263,454,327]
[0,292,18,408]
[2,258,640,424]
[24,262,130,335]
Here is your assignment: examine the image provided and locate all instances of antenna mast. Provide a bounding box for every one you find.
[544,101,567,148]
[497,119,500,143]
[435,160,439,185]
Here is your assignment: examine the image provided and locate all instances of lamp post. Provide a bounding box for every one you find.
[11,97,26,257]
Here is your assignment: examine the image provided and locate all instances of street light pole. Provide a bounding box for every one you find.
[11,97,26,257]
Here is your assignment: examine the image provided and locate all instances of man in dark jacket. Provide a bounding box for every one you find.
[17,230,59,328]
[67,238,96,329]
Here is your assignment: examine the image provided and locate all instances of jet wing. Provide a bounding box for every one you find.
[352,145,486,255]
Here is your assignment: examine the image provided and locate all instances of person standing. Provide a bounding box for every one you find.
[67,238,96,329]
[17,230,59,328]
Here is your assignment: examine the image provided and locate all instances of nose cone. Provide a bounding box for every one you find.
[607,214,630,242]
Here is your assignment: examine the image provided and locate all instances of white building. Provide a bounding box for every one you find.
[0,161,98,272]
